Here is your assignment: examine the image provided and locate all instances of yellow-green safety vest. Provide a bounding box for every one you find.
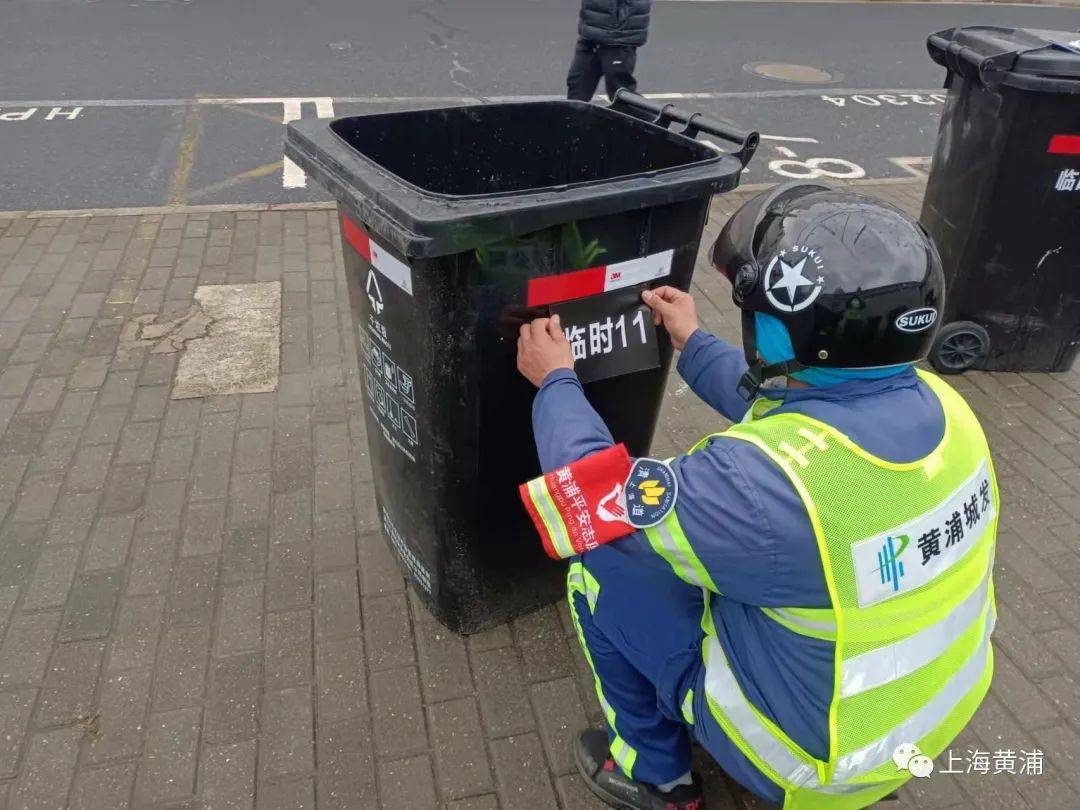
[644,370,998,809]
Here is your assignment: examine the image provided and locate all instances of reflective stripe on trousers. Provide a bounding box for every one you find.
[762,606,837,640]
[681,689,694,725]
[566,562,638,776]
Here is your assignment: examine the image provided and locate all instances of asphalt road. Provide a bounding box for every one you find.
[1,0,1078,211]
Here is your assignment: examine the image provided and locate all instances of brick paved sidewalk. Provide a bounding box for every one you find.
[0,178,1079,809]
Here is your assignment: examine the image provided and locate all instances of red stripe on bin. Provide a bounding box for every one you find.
[526,266,606,307]
[1048,135,1080,155]
[341,216,372,261]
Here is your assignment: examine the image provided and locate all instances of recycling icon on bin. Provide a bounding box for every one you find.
[366,270,384,315]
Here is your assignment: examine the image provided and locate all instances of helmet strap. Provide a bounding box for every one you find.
[737,310,806,400]
[736,359,807,401]
[740,310,758,368]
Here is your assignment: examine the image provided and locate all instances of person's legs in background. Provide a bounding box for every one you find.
[567,38,604,101]
[598,45,638,100]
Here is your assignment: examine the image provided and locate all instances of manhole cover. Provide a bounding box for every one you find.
[745,62,837,84]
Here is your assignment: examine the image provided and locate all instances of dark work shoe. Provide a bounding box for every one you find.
[575,728,706,810]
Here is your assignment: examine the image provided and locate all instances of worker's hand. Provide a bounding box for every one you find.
[517,315,575,387]
[642,286,699,350]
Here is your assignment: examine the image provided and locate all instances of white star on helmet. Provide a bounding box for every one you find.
[769,257,815,305]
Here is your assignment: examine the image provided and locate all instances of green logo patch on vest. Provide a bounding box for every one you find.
[851,461,994,607]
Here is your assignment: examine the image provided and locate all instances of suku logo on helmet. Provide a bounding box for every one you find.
[763,246,825,313]
[895,308,938,333]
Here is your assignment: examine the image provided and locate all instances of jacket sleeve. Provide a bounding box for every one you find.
[530,368,829,607]
[676,330,752,423]
[531,368,615,473]
[617,435,830,606]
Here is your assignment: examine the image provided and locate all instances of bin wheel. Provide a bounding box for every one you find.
[930,321,990,375]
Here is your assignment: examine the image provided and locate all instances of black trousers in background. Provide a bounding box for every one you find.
[566,38,638,102]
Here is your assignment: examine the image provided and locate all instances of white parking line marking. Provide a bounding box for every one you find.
[0,89,943,108]
[281,97,335,189]
[281,100,306,189]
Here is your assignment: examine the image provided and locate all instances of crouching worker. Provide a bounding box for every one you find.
[515,184,998,809]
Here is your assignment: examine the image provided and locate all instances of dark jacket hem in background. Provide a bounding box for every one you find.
[579,0,652,47]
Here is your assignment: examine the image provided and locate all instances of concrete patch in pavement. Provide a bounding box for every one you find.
[171,282,281,399]
[120,306,214,356]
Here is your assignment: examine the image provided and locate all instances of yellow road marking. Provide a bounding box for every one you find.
[213,103,283,125]
[186,161,285,201]
[166,103,205,206]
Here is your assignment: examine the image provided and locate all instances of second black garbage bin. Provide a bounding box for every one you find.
[921,27,1080,374]
[286,94,757,632]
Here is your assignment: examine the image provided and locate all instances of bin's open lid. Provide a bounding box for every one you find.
[928,26,1080,92]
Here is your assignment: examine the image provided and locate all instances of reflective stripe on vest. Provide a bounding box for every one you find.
[765,562,995,695]
[841,567,992,698]
[703,635,866,797]
[833,603,995,781]
[703,591,996,791]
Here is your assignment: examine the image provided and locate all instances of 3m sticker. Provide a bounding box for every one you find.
[527,249,673,306]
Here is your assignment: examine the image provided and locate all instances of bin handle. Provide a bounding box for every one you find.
[927,31,1010,89]
[611,90,760,168]
[928,30,1080,94]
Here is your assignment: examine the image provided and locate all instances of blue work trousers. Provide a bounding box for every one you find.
[568,543,785,805]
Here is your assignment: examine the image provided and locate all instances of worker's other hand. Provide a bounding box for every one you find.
[517,314,575,387]
[642,286,699,350]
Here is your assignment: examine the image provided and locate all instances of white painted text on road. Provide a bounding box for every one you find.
[0,106,83,121]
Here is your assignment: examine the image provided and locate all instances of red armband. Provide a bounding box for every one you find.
[519,444,635,559]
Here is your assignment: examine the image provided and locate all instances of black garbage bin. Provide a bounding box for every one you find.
[921,27,1080,374]
[286,94,757,632]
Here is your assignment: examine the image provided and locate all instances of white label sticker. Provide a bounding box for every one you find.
[603,249,673,292]
[370,241,413,296]
[851,461,994,607]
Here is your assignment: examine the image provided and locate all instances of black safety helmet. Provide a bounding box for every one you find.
[710,183,945,398]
